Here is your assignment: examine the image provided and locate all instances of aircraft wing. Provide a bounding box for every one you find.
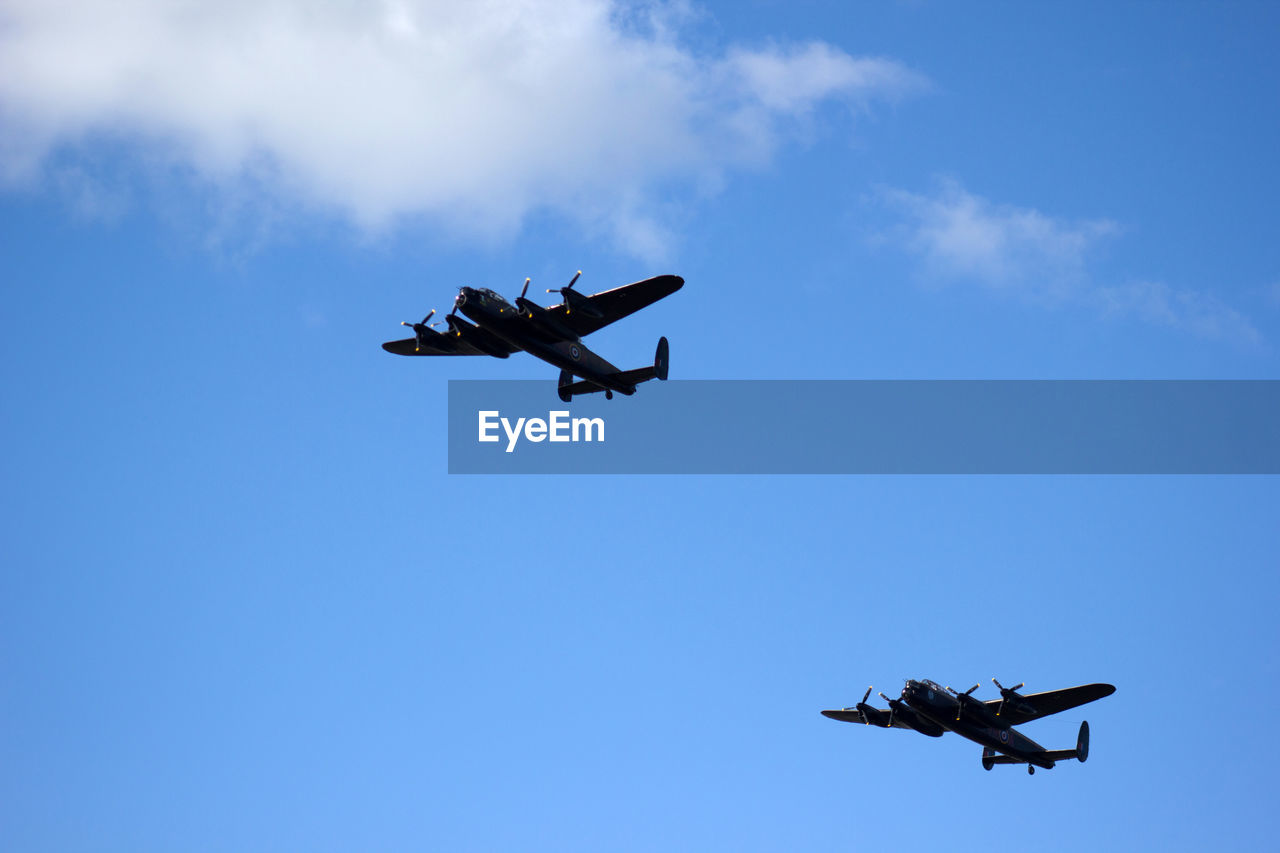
[545,274,684,338]
[820,709,916,731]
[381,336,519,357]
[982,683,1115,726]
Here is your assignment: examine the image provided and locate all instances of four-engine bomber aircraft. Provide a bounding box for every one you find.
[822,678,1115,774]
[382,272,683,401]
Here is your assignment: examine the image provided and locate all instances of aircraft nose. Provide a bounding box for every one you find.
[455,289,467,307]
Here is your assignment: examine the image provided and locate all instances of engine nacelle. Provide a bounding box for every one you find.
[887,700,945,737]
[854,704,890,728]
[516,297,578,340]
[446,315,511,358]
[954,692,1001,727]
[411,325,457,353]
[558,286,603,319]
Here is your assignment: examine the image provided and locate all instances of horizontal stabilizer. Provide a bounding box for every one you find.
[558,372,608,401]
[556,337,670,401]
[983,748,1080,765]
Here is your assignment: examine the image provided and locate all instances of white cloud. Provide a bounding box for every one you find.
[879,180,1261,345]
[1096,281,1262,347]
[0,0,924,256]
[879,178,1119,299]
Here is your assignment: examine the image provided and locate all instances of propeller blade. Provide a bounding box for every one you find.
[993,678,1024,695]
[947,685,977,720]
[548,271,583,295]
[993,679,1025,716]
[520,278,530,300]
[861,686,873,705]
[878,693,896,727]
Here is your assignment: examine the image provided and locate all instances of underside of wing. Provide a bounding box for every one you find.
[982,683,1116,726]
[820,709,915,730]
[381,337,506,356]
[545,274,683,338]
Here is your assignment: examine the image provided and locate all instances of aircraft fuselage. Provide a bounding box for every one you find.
[901,679,1056,769]
[455,286,639,395]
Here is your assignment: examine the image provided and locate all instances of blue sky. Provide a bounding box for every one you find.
[2,2,1278,850]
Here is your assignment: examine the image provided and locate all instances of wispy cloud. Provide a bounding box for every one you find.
[1095,280,1261,346]
[0,0,925,257]
[1265,281,1280,309]
[878,179,1261,346]
[878,179,1119,299]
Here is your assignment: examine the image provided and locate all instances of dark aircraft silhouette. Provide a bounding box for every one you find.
[822,678,1115,774]
[382,272,683,401]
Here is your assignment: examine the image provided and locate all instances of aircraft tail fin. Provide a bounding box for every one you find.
[981,748,1021,770]
[558,369,588,402]
[557,370,629,402]
[1070,719,1089,762]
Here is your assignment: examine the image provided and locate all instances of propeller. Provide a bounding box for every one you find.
[445,296,465,334]
[517,277,536,318]
[854,686,879,726]
[992,678,1026,717]
[546,270,583,314]
[878,691,899,727]
[546,270,582,295]
[400,310,441,351]
[946,684,980,721]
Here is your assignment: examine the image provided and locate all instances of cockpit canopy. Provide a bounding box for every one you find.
[476,288,506,303]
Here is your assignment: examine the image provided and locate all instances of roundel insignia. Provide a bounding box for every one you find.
[570,345,581,360]
[1000,730,1009,743]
